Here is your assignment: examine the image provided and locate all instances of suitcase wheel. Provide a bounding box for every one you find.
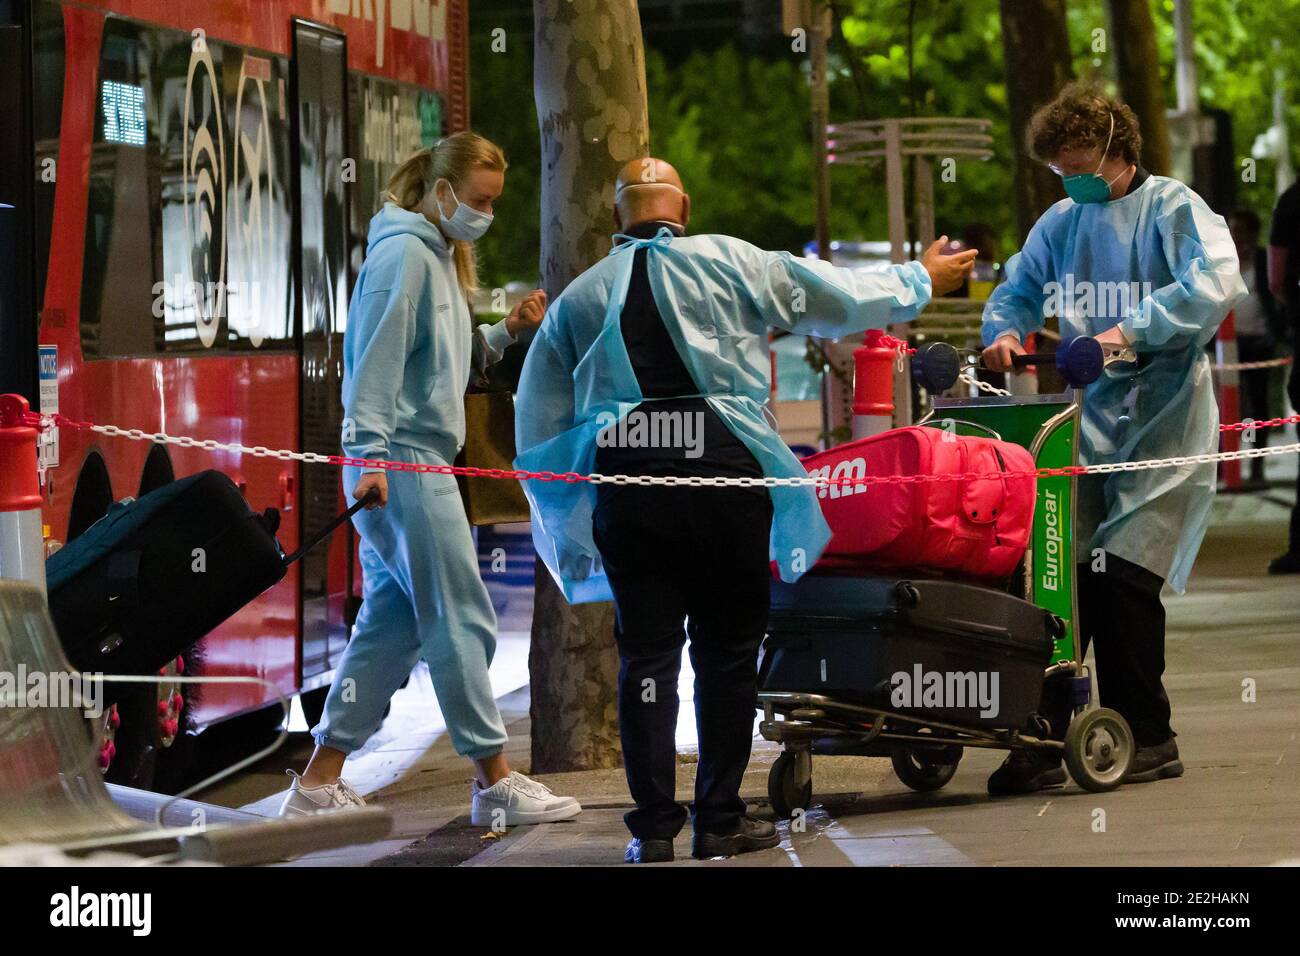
[891,743,963,792]
[893,581,921,608]
[768,749,812,819]
[1063,707,1133,792]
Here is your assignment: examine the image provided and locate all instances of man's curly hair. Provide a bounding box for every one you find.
[1028,82,1142,166]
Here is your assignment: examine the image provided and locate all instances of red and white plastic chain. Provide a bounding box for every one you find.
[958,368,1013,397]
[876,332,915,372]
[1212,356,1293,372]
[21,409,1300,493]
[962,362,1300,405]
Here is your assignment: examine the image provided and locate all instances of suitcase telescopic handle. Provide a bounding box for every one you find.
[282,488,379,566]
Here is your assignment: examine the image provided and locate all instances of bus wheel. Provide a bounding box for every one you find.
[106,652,197,792]
[153,649,203,794]
[299,687,390,731]
[67,453,113,540]
[138,445,174,496]
[104,686,161,790]
[300,686,329,729]
[92,704,121,775]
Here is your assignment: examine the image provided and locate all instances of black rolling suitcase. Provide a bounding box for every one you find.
[760,575,1060,732]
[46,469,369,701]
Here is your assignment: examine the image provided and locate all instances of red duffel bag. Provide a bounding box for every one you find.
[803,426,1036,580]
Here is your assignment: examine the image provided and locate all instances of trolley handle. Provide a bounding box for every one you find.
[1010,352,1056,369]
[282,488,379,566]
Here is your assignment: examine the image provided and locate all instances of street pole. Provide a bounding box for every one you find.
[1274,39,1295,196]
[1173,0,1197,116]
[1170,0,1201,184]
[809,0,831,263]
[803,0,840,443]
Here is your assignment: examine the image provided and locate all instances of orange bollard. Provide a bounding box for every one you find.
[852,329,898,439]
[0,394,47,592]
[1215,312,1241,490]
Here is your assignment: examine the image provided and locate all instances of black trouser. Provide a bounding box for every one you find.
[1043,553,1174,748]
[592,483,773,840]
[1292,458,1300,557]
[1288,331,1300,554]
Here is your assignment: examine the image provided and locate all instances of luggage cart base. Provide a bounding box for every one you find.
[758,690,1133,818]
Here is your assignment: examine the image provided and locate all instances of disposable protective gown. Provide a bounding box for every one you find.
[982,175,1246,592]
[515,228,932,604]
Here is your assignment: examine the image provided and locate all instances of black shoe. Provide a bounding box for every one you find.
[625,837,674,864]
[692,815,780,859]
[987,749,1067,796]
[1268,552,1300,575]
[1125,738,1183,784]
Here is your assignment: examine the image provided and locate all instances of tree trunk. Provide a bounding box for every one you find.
[999,0,1073,392]
[528,0,650,772]
[1106,0,1172,176]
[999,0,1074,243]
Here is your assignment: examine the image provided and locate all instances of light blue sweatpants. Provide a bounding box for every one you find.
[311,443,508,760]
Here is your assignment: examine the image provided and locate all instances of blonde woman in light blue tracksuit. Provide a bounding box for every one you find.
[281,133,581,826]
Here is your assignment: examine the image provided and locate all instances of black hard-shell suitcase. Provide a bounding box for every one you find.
[760,575,1060,732]
[45,469,369,701]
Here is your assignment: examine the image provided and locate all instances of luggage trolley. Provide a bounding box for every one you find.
[758,337,1138,816]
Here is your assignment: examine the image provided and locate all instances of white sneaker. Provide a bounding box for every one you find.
[470,771,582,826]
[278,770,368,816]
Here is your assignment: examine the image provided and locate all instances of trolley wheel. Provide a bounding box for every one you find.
[1063,707,1133,792]
[890,744,963,792]
[768,749,812,819]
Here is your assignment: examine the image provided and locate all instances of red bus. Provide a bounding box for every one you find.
[0,0,469,788]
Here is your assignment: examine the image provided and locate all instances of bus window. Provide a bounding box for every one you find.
[79,18,161,359]
[348,73,443,286]
[223,48,293,350]
[32,0,65,321]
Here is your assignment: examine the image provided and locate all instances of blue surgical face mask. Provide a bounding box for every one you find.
[436,180,493,241]
[1058,112,1125,205]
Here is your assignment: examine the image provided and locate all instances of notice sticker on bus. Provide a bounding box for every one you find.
[38,344,59,469]
[243,54,272,83]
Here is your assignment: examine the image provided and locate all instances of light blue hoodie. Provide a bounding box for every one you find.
[343,203,515,465]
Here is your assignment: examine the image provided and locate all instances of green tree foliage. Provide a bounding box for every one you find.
[469,0,1298,288]
[837,0,1013,249]
[645,46,819,254]
[1143,0,1300,218]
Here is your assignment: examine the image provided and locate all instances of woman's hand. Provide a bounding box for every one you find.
[353,471,388,509]
[921,237,979,296]
[505,289,547,338]
[981,333,1026,373]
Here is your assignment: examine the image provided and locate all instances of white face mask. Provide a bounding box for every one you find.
[435,180,493,241]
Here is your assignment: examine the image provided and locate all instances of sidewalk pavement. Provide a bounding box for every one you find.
[201,480,1299,867]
